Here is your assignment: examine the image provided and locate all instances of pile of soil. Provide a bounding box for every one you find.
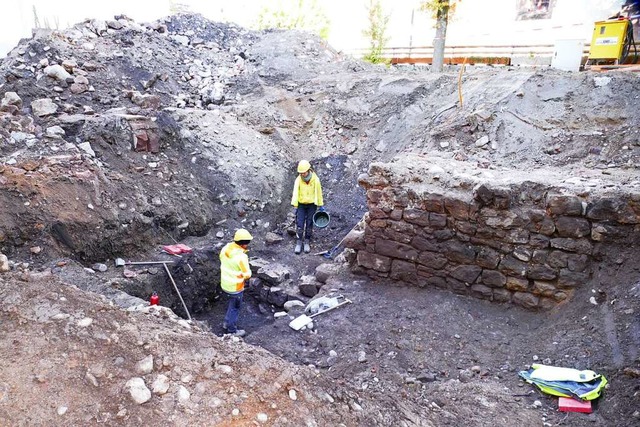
[0,13,639,426]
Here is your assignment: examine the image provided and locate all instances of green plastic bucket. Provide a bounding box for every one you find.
[313,211,330,228]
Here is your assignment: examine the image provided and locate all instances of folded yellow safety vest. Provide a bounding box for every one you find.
[519,364,607,401]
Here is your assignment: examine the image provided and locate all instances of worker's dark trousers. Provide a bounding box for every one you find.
[296,203,317,240]
[223,291,243,333]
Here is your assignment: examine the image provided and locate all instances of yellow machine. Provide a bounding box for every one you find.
[588,18,634,64]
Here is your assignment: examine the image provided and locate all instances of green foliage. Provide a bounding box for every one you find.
[169,1,192,14]
[254,0,330,39]
[418,0,459,20]
[362,0,390,65]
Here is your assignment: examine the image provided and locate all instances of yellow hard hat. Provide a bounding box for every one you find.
[234,229,253,241]
[297,160,311,173]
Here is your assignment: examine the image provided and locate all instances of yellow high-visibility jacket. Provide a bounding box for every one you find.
[291,172,323,207]
[219,242,251,294]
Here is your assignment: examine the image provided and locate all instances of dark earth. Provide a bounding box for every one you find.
[0,13,639,427]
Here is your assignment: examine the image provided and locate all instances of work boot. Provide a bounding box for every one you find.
[303,239,311,253]
[294,239,302,254]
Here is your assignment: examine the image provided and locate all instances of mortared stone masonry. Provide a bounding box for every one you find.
[349,154,640,309]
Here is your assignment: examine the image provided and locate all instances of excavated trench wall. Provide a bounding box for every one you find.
[351,155,640,309]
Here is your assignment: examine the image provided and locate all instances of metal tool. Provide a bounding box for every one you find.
[114,258,175,267]
[114,258,190,322]
[162,262,192,322]
[314,214,366,258]
[288,298,351,331]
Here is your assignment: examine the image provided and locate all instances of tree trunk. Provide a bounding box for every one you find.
[431,3,449,73]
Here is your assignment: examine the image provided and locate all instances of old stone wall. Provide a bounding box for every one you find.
[350,155,640,309]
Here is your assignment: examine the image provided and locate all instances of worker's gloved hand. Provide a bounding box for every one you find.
[318,206,325,212]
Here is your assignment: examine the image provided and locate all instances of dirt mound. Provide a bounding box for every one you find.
[1,12,639,427]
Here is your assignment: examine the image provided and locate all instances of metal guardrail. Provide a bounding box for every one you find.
[347,42,640,64]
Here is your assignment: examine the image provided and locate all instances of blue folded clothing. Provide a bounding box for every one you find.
[519,365,607,401]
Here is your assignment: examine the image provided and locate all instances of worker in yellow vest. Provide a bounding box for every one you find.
[291,160,324,254]
[219,229,253,337]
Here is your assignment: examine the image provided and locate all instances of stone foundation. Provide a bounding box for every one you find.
[351,155,640,309]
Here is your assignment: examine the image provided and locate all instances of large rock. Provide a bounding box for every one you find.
[315,263,343,284]
[1,92,22,108]
[124,377,151,404]
[43,64,72,81]
[342,229,365,250]
[257,263,290,285]
[31,98,58,116]
[298,275,319,297]
[0,254,9,273]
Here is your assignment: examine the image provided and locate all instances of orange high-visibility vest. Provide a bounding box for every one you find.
[219,242,251,293]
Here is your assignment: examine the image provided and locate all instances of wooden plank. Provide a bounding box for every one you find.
[586,64,640,72]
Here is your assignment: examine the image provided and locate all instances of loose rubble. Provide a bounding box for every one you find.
[0,12,639,427]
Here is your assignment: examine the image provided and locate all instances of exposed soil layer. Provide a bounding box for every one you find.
[0,13,639,427]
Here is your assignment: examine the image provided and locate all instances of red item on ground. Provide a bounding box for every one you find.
[150,292,159,306]
[558,397,592,413]
[162,244,193,255]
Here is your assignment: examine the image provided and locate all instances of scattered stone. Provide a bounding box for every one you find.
[92,263,108,272]
[124,377,151,404]
[288,389,297,400]
[594,76,611,87]
[85,371,99,387]
[45,126,66,138]
[458,369,474,383]
[43,64,72,81]
[135,355,154,375]
[265,232,284,244]
[475,135,490,147]
[357,351,367,362]
[283,300,305,311]
[417,372,437,383]
[350,401,363,411]
[57,406,68,416]
[152,375,170,395]
[1,92,22,108]
[315,263,342,284]
[31,98,58,117]
[256,413,268,423]
[77,317,93,327]
[257,263,290,285]
[177,385,190,404]
[298,279,319,297]
[216,364,233,374]
[78,142,95,157]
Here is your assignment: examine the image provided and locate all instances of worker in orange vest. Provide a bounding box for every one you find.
[219,229,253,337]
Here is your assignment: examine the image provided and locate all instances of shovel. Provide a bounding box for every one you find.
[314,214,366,259]
[114,258,174,267]
[288,299,351,331]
